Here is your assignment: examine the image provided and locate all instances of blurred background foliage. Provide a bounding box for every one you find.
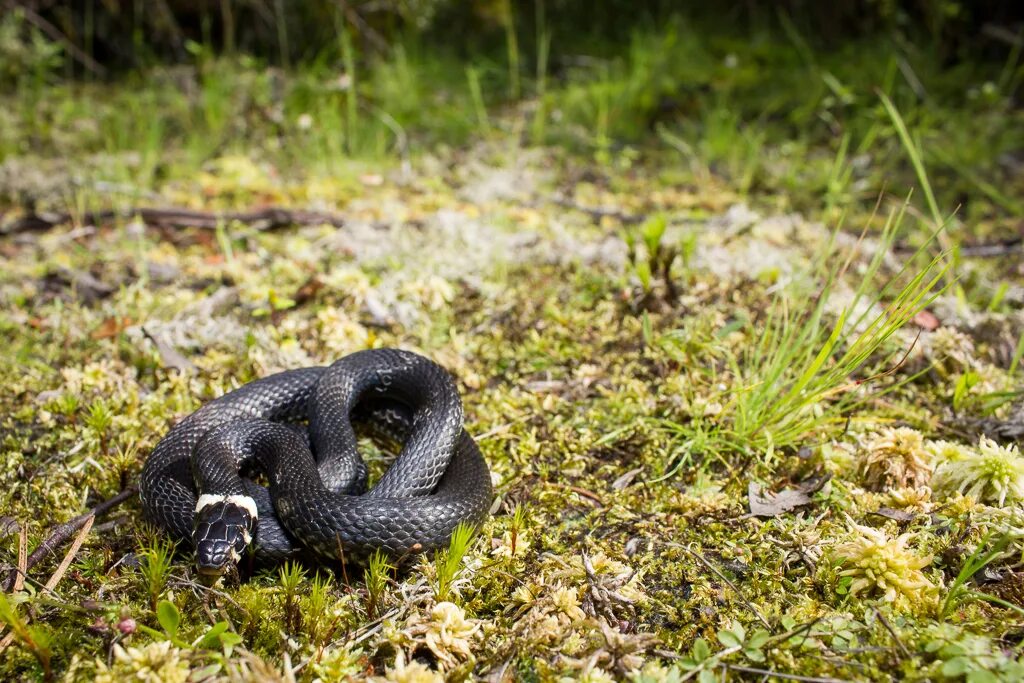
[0,1,1022,237]
[2,1,1021,71]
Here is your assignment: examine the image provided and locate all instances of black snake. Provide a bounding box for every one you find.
[138,348,493,576]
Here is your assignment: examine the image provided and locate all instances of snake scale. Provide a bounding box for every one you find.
[138,348,493,576]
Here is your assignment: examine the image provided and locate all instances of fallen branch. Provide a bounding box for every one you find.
[725,664,853,683]
[2,206,346,235]
[671,542,773,631]
[3,487,136,592]
[894,237,1023,258]
[142,326,197,374]
[549,196,647,225]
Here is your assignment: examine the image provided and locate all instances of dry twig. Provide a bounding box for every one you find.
[2,206,346,235]
[3,487,136,591]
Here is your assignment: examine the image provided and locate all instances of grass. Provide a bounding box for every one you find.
[278,561,306,634]
[646,199,951,474]
[0,593,52,678]
[2,13,1021,247]
[940,533,1024,620]
[728,204,949,453]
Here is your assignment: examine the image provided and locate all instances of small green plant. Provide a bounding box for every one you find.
[304,572,341,648]
[509,504,528,559]
[278,561,306,634]
[1010,334,1024,377]
[85,399,114,450]
[0,592,52,678]
[339,19,358,154]
[364,550,392,619]
[466,66,490,135]
[530,0,551,145]
[925,624,1024,681]
[879,92,945,233]
[53,393,80,421]
[139,539,176,612]
[941,533,1024,619]
[675,622,772,681]
[625,213,679,306]
[435,522,476,602]
[193,619,244,656]
[152,598,187,647]
[139,599,243,665]
[499,0,520,100]
[717,621,772,662]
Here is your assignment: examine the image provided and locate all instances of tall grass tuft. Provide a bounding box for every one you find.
[304,572,338,647]
[728,203,949,455]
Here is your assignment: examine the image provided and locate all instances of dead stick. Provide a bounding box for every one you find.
[3,487,136,591]
[2,206,347,234]
[13,527,27,593]
[675,542,773,631]
[725,664,853,683]
[0,520,95,656]
[0,528,27,643]
[43,516,94,593]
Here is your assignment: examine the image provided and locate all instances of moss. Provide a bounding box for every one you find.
[1,142,1023,682]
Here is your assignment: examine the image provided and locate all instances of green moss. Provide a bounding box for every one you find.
[1,108,1023,683]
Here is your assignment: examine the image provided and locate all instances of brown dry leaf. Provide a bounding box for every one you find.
[870,507,916,523]
[91,316,132,340]
[747,476,829,518]
[913,310,940,330]
[293,276,324,307]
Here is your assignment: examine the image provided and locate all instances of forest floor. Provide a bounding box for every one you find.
[2,23,1024,682]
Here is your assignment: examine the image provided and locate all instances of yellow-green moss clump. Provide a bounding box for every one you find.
[93,642,190,683]
[859,428,934,492]
[932,437,1024,507]
[833,517,935,609]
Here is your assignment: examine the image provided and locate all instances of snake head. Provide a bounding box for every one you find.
[192,494,257,577]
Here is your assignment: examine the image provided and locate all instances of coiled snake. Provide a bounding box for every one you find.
[138,348,493,576]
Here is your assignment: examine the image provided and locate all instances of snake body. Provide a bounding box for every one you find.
[138,348,493,575]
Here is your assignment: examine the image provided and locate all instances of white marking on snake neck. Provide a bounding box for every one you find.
[195,494,259,520]
[194,494,224,513]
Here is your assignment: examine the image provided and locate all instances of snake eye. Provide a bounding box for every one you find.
[192,498,256,576]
